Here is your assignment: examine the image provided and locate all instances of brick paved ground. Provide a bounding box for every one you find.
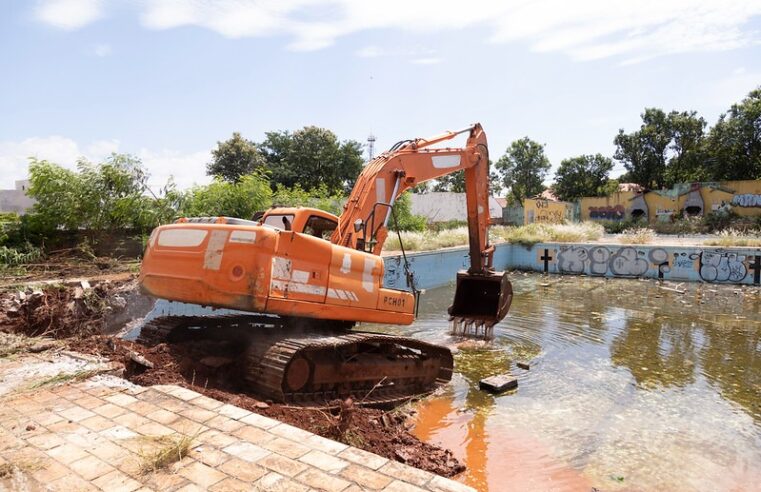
[0,354,473,492]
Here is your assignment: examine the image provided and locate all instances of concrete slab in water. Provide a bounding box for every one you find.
[479,374,518,393]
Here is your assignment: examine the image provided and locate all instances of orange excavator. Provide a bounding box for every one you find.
[138,123,512,406]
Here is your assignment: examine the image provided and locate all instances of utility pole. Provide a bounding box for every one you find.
[367,134,376,161]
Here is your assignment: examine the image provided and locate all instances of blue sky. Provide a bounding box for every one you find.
[1,0,760,190]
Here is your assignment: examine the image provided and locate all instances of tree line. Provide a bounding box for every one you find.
[6,85,758,247]
[486,86,760,203]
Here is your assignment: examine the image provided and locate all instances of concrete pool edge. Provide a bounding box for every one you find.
[383,242,761,289]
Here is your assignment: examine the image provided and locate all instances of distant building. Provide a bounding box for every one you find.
[409,192,503,223]
[0,180,35,214]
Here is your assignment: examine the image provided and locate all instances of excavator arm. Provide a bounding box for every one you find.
[332,123,512,335]
[333,123,492,271]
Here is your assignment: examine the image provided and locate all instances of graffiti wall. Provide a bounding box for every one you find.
[579,180,761,223]
[524,198,573,224]
[521,243,761,284]
[381,242,761,291]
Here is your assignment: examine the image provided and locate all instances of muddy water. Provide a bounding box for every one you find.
[366,273,761,492]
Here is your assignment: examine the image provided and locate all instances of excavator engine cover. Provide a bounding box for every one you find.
[448,271,513,338]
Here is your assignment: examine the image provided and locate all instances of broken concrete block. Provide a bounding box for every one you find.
[479,374,518,393]
[129,351,154,369]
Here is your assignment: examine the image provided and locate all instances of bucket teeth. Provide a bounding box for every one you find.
[449,316,496,339]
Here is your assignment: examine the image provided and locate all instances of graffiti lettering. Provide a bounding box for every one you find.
[589,205,625,221]
[555,246,669,278]
[609,247,649,276]
[731,194,761,208]
[557,246,588,274]
[588,246,610,275]
[699,251,747,282]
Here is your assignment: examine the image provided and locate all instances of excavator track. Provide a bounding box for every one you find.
[137,314,453,407]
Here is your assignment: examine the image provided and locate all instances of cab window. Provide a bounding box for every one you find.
[303,215,337,239]
[263,214,295,231]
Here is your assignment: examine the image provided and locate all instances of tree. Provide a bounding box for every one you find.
[665,111,708,185]
[207,132,266,183]
[259,126,364,193]
[181,172,272,219]
[614,108,671,189]
[495,137,551,203]
[27,153,171,233]
[553,154,613,201]
[614,108,710,189]
[431,165,503,195]
[705,87,761,180]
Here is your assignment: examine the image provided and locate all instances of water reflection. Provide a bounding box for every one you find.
[366,274,761,491]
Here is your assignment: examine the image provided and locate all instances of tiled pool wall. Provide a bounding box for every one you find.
[385,243,761,290]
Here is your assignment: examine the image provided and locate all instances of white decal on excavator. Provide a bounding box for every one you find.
[362,258,375,293]
[203,230,229,270]
[432,155,461,169]
[271,279,325,296]
[328,288,359,302]
[376,178,386,204]
[271,257,292,280]
[291,269,310,283]
[229,230,256,244]
[340,253,352,274]
[158,229,207,247]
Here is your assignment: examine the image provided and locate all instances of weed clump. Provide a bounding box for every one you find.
[620,227,655,244]
[138,434,195,474]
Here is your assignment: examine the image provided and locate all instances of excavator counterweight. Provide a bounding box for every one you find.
[138,123,512,406]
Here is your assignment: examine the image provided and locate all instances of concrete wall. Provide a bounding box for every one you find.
[383,242,761,288]
[523,198,573,224]
[579,180,761,223]
[410,192,503,222]
[0,180,35,214]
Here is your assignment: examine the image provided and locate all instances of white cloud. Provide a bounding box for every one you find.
[33,0,761,63]
[93,43,112,57]
[36,0,102,30]
[410,57,442,65]
[137,148,212,191]
[0,136,210,191]
[355,45,385,58]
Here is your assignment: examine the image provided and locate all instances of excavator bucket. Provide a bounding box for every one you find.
[448,271,513,339]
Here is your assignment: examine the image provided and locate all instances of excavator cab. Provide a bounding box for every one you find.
[449,271,513,339]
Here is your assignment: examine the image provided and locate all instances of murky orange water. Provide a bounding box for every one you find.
[368,273,761,491]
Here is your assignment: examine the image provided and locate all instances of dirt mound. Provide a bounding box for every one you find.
[0,280,134,338]
[67,334,465,478]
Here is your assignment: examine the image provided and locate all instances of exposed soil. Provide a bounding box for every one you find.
[0,278,138,338]
[1,277,464,478]
[0,250,138,289]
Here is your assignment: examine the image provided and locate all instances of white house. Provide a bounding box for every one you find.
[0,180,35,214]
[409,192,503,223]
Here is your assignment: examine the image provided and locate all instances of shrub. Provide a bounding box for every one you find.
[620,227,655,244]
[271,183,344,216]
[0,244,44,266]
[492,222,604,246]
[704,229,761,247]
[389,193,427,232]
[181,172,272,220]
